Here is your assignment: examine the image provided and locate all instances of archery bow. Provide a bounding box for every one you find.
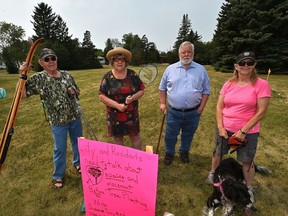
[0,38,44,170]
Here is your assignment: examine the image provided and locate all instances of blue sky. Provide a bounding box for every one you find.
[1,0,225,52]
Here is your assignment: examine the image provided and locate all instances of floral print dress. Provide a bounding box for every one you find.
[99,69,145,137]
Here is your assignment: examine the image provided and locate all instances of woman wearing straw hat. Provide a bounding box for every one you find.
[99,47,145,149]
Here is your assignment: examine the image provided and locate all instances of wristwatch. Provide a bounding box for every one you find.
[240,129,246,135]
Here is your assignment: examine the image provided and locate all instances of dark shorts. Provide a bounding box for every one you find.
[214,130,259,163]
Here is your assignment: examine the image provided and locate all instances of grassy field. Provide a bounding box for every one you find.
[0,65,287,216]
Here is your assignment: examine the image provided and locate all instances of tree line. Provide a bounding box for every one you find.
[0,0,287,74]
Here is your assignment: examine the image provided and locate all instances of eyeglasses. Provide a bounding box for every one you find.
[114,57,126,63]
[238,61,255,66]
[43,56,57,62]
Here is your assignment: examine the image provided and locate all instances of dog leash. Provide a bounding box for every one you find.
[213,177,230,202]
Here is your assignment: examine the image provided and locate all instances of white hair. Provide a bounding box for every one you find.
[178,41,194,53]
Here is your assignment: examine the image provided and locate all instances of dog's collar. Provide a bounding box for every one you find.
[213,178,230,202]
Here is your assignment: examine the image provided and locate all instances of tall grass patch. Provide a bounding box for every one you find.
[0,66,287,215]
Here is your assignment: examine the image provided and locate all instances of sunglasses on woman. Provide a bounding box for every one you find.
[43,56,57,62]
[114,57,126,63]
[238,60,255,66]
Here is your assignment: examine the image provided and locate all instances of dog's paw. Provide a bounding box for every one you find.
[222,202,234,216]
[202,207,215,216]
[245,207,253,216]
[245,205,257,216]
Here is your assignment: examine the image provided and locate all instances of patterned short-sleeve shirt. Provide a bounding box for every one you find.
[99,69,145,136]
[25,70,81,125]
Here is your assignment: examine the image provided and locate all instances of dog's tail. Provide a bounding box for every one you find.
[255,165,272,175]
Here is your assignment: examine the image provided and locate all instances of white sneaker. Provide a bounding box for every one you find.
[205,171,214,185]
[248,187,255,203]
[246,187,257,211]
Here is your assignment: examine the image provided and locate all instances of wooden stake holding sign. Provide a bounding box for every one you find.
[0,38,44,170]
[145,145,153,153]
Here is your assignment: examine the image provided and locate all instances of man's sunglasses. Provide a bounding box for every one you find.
[238,61,255,66]
[43,56,57,62]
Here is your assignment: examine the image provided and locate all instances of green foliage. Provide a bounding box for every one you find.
[213,0,288,73]
[127,34,144,66]
[2,48,18,73]
[29,3,102,71]
[31,2,58,40]
[0,22,28,73]
[104,33,160,66]
[0,22,25,52]
[80,31,101,69]
[168,14,204,64]
[0,66,287,215]
[194,41,213,65]
[82,31,94,49]
[103,39,114,64]
[31,2,71,42]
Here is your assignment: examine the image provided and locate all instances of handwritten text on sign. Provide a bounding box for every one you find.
[78,138,159,216]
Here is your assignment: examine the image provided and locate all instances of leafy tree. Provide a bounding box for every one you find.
[2,40,30,74]
[54,15,72,42]
[0,22,25,52]
[31,2,57,40]
[122,33,159,65]
[103,38,123,63]
[104,39,113,63]
[141,35,159,64]
[170,14,203,64]
[0,22,28,73]
[173,14,191,50]
[31,3,72,42]
[213,0,288,73]
[110,38,122,47]
[128,34,144,66]
[82,31,94,49]
[122,33,134,50]
[31,3,102,70]
[80,31,101,69]
[194,41,213,65]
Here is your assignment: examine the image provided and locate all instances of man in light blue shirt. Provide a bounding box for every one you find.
[159,41,210,165]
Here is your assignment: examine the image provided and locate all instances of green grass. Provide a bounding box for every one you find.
[0,66,287,216]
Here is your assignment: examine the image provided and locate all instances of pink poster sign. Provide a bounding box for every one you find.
[78,138,159,216]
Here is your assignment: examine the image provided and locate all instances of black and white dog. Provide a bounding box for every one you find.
[203,158,271,216]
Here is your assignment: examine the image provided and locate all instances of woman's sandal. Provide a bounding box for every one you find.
[74,165,81,174]
[53,179,63,189]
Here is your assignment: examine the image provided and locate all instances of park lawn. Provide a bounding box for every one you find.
[0,65,287,216]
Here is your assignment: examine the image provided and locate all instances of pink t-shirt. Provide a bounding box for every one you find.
[220,78,271,134]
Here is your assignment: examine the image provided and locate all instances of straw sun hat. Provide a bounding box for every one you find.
[106,47,132,62]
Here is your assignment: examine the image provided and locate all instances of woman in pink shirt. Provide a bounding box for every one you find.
[206,52,271,205]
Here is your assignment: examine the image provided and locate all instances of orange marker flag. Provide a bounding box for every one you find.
[267,68,271,81]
